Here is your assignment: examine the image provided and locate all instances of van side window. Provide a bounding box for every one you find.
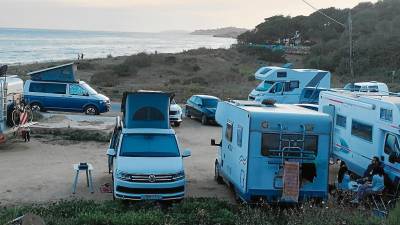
[225,122,233,142]
[380,108,393,122]
[133,107,164,121]
[237,125,243,147]
[384,134,400,156]
[351,120,373,142]
[29,83,44,93]
[69,84,87,96]
[336,114,346,128]
[277,72,287,78]
[45,83,66,94]
[284,81,299,92]
[261,133,318,156]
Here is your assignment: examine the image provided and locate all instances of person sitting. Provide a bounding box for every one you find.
[351,166,385,204]
[357,156,382,183]
[337,163,351,190]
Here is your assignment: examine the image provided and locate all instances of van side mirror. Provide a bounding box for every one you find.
[83,92,89,96]
[211,139,222,147]
[107,148,116,157]
[182,149,191,158]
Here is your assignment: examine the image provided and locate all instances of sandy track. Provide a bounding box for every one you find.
[0,118,233,206]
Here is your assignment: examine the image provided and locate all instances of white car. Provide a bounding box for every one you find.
[170,99,183,127]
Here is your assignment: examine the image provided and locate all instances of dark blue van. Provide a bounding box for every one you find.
[24,80,110,115]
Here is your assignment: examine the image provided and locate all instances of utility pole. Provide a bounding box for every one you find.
[348,11,354,83]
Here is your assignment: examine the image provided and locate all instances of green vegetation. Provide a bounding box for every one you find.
[238,0,400,89]
[1,199,399,225]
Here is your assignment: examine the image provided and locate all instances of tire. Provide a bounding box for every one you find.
[174,122,181,127]
[214,161,224,184]
[185,109,191,118]
[84,105,99,115]
[30,103,43,112]
[201,114,208,125]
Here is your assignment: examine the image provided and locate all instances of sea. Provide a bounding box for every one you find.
[0,28,237,65]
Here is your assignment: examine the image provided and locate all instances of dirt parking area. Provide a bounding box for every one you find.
[0,117,233,206]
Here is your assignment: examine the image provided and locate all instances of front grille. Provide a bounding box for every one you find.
[116,185,185,194]
[122,174,178,183]
[169,110,178,115]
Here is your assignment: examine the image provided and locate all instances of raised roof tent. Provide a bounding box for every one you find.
[28,62,77,82]
[121,91,173,129]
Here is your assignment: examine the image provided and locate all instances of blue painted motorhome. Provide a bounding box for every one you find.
[212,100,331,203]
[107,91,191,201]
[24,63,110,115]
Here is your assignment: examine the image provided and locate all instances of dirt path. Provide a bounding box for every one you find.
[0,118,233,206]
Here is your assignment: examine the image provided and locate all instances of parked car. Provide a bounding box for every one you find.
[24,80,110,115]
[107,91,191,201]
[185,95,220,125]
[170,99,183,127]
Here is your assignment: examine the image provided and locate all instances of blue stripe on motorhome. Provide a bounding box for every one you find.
[305,72,328,87]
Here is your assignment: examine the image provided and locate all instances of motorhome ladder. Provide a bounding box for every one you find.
[281,161,300,203]
[278,124,308,165]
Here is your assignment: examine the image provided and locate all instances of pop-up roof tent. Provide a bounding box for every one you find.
[27,62,77,82]
[121,91,173,129]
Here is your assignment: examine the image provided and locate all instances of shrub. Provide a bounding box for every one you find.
[91,70,118,87]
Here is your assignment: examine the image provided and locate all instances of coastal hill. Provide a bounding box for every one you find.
[238,0,400,90]
[191,27,248,38]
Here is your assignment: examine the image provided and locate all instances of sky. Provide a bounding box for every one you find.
[0,0,377,32]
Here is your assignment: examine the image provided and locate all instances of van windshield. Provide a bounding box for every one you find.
[81,82,98,95]
[255,81,274,91]
[120,134,180,157]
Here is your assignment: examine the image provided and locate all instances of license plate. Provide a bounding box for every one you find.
[142,194,162,200]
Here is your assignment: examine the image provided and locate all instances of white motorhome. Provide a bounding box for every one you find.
[319,91,400,188]
[343,81,389,95]
[248,66,331,104]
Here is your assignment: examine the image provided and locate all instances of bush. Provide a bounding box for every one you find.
[77,62,95,70]
[124,53,152,68]
[91,70,118,87]
[236,45,286,63]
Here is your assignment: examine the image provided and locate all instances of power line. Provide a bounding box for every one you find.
[301,0,345,27]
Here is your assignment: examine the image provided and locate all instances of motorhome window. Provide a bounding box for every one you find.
[261,133,318,156]
[42,83,66,94]
[380,108,393,122]
[336,115,347,128]
[284,81,299,92]
[69,84,87,96]
[225,122,233,142]
[133,107,164,121]
[351,120,373,142]
[120,134,180,157]
[369,86,379,92]
[202,98,219,108]
[255,81,274,91]
[277,72,287,78]
[384,134,400,155]
[237,125,243,147]
[270,82,283,93]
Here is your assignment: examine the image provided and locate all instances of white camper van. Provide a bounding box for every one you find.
[319,91,400,189]
[248,66,331,104]
[343,81,389,95]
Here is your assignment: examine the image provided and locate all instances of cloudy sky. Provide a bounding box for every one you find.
[0,0,376,32]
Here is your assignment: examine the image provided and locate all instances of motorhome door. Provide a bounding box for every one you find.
[382,132,400,181]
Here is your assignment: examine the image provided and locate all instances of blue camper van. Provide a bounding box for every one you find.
[23,63,110,115]
[107,91,191,201]
[212,100,331,203]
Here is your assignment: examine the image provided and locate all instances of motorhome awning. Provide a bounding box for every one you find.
[121,91,173,129]
[27,62,77,82]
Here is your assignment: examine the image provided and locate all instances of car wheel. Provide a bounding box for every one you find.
[84,105,99,115]
[185,109,191,118]
[174,121,181,127]
[201,114,208,125]
[214,161,224,184]
[30,103,43,112]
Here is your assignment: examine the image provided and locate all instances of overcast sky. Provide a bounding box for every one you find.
[0,0,376,32]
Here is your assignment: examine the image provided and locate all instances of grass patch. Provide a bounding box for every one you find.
[1,198,397,225]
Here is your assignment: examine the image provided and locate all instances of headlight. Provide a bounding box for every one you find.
[172,171,185,181]
[116,170,130,180]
